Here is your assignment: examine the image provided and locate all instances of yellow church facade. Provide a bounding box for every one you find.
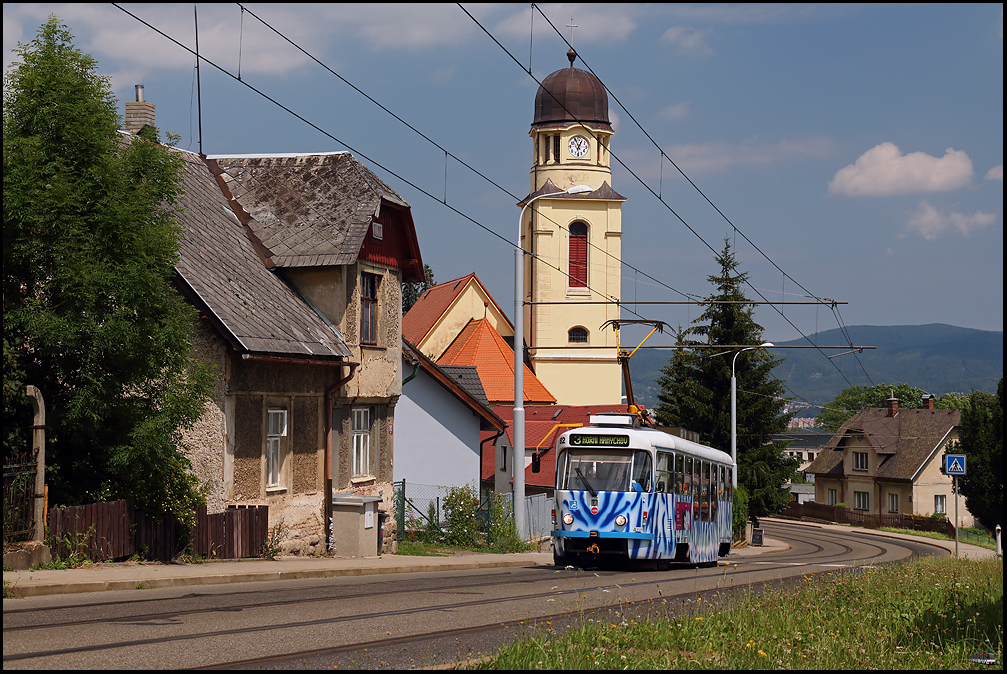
[520,49,625,406]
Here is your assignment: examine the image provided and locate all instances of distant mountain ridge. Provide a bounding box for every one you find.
[628,324,1002,411]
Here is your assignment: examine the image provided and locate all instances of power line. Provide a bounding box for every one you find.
[459,3,860,390]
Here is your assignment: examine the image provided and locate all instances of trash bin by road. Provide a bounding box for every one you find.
[330,494,383,557]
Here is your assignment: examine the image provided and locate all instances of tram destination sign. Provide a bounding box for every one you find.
[569,434,630,447]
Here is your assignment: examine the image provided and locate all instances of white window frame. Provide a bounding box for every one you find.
[853,451,869,471]
[266,408,287,488]
[352,407,371,478]
[934,494,946,514]
[854,490,869,511]
[888,492,899,514]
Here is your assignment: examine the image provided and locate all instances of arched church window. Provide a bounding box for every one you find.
[568,327,588,343]
[569,222,588,287]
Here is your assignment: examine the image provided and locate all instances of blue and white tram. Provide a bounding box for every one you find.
[552,413,734,568]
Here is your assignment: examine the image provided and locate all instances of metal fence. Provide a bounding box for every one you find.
[3,445,37,544]
[393,479,553,543]
[780,501,956,537]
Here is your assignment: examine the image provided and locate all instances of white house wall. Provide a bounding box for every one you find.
[395,365,481,490]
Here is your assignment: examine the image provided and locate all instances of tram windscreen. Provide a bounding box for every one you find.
[558,449,653,493]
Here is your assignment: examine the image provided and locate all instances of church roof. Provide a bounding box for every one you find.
[521,177,626,205]
[533,50,611,131]
[438,318,555,405]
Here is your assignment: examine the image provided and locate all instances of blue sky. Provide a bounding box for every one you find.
[5,4,1003,359]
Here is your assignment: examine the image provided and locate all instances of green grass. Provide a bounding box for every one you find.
[471,555,1003,670]
[878,527,999,551]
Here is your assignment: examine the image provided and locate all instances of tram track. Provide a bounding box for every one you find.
[3,523,950,669]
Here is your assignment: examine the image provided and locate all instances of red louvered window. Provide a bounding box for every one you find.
[569,222,588,287]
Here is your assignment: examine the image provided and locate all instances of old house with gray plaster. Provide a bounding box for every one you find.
[164,140,422,556]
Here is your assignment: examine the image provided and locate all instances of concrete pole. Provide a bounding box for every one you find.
[26,385,45,542]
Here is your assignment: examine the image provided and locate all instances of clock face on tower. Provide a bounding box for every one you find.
[568,135,589,158]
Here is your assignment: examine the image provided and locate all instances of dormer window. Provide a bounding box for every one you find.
[372,221,383,240]
[853,451,868,471]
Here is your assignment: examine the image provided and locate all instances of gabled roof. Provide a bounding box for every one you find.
[402,273,512,349]
[804,406,960,481]
[439,319,555,405]
[521,177,626,205]
[205,152,420,278]
[402,340,505,432]
[171,148,352,360]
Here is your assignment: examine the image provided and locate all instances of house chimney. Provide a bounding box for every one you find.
[886,392,899,417]
[124,84,155,134]
[921,393,936,410]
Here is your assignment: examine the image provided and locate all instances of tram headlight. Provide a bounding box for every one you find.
[614,514,627,527]
[562,513,574,525]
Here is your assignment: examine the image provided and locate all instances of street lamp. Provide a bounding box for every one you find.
[514,184,592,539]
[731,342,773,489]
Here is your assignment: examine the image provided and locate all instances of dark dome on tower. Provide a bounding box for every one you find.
[532,49,611,130]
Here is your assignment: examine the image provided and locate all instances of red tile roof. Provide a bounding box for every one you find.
[439,318,555,405]
[402,273,477,346]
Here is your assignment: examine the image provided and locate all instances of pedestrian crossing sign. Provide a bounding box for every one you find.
[945,454,966,475]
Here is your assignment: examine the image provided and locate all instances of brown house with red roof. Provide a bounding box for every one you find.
[804,395,975,527]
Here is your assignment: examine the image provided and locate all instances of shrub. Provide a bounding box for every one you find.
[443,485,480,548]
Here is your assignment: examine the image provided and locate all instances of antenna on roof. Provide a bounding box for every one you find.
[194,4,204,157]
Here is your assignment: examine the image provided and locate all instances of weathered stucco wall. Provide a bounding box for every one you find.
[181,320,228,513]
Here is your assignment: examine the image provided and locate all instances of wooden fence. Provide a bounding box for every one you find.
[46,500,269,562]
[192,504,269,560]
[780,501,956,537]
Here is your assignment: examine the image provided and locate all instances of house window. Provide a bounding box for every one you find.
[352,407,371,477]
[372,220,383,240]
[569,222,588,287]
[888,493,899,513]
[266,408,287,488]
[568,326,588,343]
[853,451,868,471]
[934,494,946,514]
[361,272,380,345]
[828,488,837,506]
[854,490,869,511]
[808,452,815,461]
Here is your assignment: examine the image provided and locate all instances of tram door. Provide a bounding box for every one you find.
[655,452,674,554]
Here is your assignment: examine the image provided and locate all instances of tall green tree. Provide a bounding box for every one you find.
[815,383,962,431]
[3,17,214,527]
[950,380,1003,531]
[655,238,796,521]
[402,263,435,314]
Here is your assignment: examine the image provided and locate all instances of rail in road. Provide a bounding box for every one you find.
[2,521,952,669]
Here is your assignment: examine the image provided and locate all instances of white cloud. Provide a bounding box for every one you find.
[659,101,690,120]
[828,142,974,196]
[494,4,637,45]
[986,164,1003,181]
[665,136,835,175]
[660,26,713,57]
[905,201,997,240]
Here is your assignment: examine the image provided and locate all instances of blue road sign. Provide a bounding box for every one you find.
[946,454,966,475]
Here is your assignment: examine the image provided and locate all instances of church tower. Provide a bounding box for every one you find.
[521,49,625,405]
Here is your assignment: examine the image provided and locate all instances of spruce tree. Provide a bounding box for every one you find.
[655,238,796,521]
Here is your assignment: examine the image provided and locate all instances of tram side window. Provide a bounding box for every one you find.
[675,454,686,496]
[711,464,720,522]
[631,452,654,492]
[656,452,673,493]
[701,461,711,522]
[684,456,693,500]
[726,466,733,503]
[693,458,702,516]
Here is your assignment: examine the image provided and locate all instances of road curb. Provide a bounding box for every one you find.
[4,557,553,598]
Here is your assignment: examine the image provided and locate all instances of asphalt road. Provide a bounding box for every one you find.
[2,521,951,669]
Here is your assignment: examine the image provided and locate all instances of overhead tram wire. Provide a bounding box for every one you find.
[235,3,702,307]
[459,4,859,389]
[111,4,646,322]
[529,4,877,384]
